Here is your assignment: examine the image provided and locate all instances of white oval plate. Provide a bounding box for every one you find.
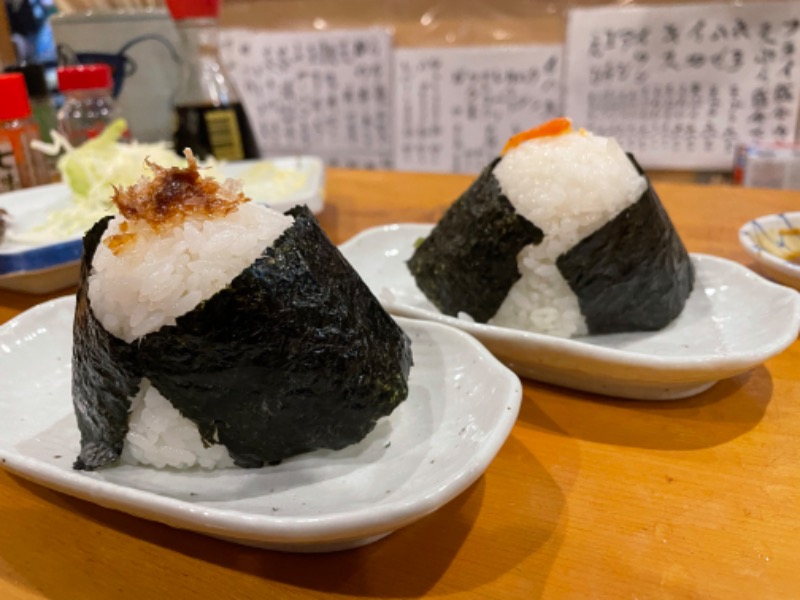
[0,296,521,552]
[739,211,800,290]
[340,224,800,401]
[0,156,325,293]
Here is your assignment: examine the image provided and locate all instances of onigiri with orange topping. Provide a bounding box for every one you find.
[408,118,695,338]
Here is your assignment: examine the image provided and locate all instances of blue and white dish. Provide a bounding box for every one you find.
[0,157,325,294]
[0,183,83,293]
[739,212,800,290]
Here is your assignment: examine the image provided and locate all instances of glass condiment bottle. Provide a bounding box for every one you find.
[0,73,50,191]
[166,0,259,161]
[56,64,123,146]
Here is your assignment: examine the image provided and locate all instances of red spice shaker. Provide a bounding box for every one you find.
[0,73,50,191]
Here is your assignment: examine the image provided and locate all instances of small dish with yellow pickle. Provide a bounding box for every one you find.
[740,212,800,289]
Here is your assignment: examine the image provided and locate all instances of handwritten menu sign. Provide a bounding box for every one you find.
[394,45,563,173]
[219,28,393,169]
[565,2,800,170]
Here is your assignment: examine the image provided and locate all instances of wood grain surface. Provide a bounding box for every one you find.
[1,169,799,599]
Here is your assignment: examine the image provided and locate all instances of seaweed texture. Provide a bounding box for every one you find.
[72,217,142,470]
[407,158,544,322]
[72,206,412,470]
[556,156,695,334]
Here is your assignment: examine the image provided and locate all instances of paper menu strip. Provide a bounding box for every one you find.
[220,27,393,169]
[394,45,563,173]
[565,1,800,171]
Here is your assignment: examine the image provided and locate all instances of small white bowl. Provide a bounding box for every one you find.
[739,212,800,289]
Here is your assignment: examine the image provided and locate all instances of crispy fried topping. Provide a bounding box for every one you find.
[105,149,248,254]
[112,149,246,225]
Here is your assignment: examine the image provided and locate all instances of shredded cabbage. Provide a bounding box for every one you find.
[12,119,305,245]
[15,119,191,243]
[238,161,310,202]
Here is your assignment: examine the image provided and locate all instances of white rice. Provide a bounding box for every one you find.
[120,379,235,469]
[491,131,647,337]
[88,196,293,469]
[88,202,293,343]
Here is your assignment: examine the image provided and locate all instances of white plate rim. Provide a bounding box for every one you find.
[0,296,522,548]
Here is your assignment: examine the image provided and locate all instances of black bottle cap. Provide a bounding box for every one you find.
[4,63,48,99]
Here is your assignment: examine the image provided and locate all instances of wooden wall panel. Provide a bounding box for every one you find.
[0,3,16,67]
[220,0,792,47]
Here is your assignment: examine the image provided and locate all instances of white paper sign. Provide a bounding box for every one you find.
[565,2,800,170]
[394,45,563,173]
[220,28,393,169]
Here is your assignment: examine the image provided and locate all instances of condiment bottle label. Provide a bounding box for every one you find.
[204,109,244,161]
[0,141,22,192]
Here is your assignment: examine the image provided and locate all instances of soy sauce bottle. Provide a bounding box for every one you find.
[166,0,259,161]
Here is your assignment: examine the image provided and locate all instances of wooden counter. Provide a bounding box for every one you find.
[1,169,799,599]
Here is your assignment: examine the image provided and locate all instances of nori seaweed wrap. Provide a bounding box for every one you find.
[407,119,695,338]
[407,158,544,322]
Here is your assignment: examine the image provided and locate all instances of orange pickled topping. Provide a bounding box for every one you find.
[106,232,137,255]
[501,117,573,154]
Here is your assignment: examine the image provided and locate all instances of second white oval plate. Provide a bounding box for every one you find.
[340,224,800,401]
[0,296,521,552]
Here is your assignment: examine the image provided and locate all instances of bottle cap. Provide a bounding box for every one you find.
[4,63,49,99]
[165,0,219,19]
[57,64,113,92]
[0,73,33,121]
